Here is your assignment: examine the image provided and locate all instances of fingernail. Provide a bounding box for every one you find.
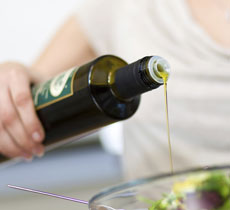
[33,147,44,157]
[37,151,44,158]
[22,153,33,161]
[32,131,42,142]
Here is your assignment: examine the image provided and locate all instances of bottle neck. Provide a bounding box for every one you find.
[113,56,170,100]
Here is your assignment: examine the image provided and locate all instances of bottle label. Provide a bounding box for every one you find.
[32,67,78,110]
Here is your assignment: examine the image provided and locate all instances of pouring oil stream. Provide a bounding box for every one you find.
[156,61,173,174]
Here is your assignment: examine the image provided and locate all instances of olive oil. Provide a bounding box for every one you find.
[0,55,171,163]
[158,63,173,173]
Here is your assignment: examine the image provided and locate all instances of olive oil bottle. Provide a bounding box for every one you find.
[0,55,170,163]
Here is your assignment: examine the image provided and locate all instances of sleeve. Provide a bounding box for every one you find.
[75,0,124,55]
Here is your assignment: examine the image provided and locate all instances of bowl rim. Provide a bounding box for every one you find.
[89,164,230,206]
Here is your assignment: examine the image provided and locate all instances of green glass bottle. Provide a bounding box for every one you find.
[0,55,170,163]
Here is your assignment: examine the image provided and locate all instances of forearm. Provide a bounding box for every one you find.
[31,16,96,83]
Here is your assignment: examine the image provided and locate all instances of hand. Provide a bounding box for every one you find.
[0,62,45,160]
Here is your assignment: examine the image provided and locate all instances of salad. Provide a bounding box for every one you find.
[139,171,230,210]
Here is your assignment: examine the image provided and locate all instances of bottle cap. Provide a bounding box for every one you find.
[148,56,171,84]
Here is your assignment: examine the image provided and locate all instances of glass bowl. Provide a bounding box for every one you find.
[89,165,230,210]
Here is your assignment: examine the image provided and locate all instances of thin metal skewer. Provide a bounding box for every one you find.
[8,184,88,205]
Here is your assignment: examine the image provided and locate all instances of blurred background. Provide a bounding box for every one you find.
[0,1,123,209]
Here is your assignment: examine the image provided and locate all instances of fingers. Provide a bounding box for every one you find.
[9,70,45,144]
[0,66,45,159]
[0,123,31,159]
[0,86,44,158]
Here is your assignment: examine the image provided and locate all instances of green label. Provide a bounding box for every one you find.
[32,67,78,110]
